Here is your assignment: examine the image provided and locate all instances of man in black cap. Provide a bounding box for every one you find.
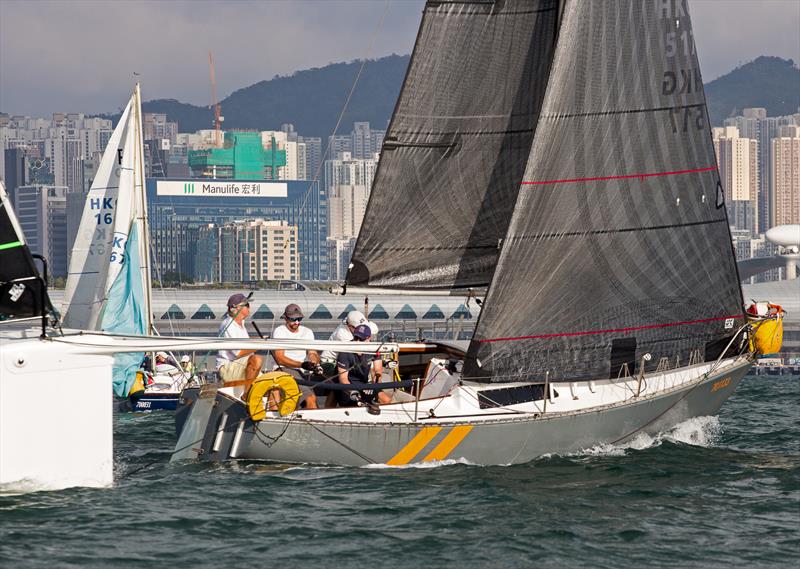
[335,324,389,410]
[216,293,262,384]
[272,303,320,409]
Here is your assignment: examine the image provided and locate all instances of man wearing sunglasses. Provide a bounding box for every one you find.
[272,303,320,409]
[216,293,262,385]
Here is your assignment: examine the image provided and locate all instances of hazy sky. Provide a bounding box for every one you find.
[1,0,798,117]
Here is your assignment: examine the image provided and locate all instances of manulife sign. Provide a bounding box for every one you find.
[156,180,288,198]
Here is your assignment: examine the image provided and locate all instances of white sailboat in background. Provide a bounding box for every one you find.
[62,84,191,408]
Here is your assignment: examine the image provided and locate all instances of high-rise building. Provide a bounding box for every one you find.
[771,125,800,226]
[328,134,351,159]
[328,184,370,239]
[327,237,357,281]
[188,131,287,179]
[143,113,178,144]
[3,148,28,201]
[301,137,322,181]
[13,185,68,277]
[324,151,379,195]
[195,219,299,283]
[713,126,759,234]
[147,178,326,280]
[724,108,800,232]
[351,122,385,159]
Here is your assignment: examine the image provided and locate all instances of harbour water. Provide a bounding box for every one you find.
[1,373,797,568]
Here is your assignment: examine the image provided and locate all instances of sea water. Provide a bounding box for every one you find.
[1,373,797,568]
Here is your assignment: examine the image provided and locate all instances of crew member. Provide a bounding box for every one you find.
[321,310,379,376]
[335,324,390,411]
[216,293,262,384]
[272,303,320,409]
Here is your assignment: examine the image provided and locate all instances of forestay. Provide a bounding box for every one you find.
[346,0,560,290]
[0,181,52,321]
[465,0,744,382]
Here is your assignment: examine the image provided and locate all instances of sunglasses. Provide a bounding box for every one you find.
[231,302,249,309]
[287,317,303,323]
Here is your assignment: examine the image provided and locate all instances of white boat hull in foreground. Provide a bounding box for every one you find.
[173,355,752,466]
[0,330,114,491]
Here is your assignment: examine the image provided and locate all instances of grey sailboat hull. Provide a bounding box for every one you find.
[173,358,751,467]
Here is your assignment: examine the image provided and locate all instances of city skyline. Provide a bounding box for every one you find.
[1,0,799,117]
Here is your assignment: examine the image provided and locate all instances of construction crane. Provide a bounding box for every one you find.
[208,51,224,148]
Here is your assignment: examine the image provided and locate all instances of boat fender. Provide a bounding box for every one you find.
[128,371,146,397]
[245,371,300,420]
[747,302,785,355]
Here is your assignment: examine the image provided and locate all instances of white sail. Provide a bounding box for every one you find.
[62,86,151,331]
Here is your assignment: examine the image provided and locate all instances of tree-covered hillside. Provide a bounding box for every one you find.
[102,54,798,135]
[705,56,799,125]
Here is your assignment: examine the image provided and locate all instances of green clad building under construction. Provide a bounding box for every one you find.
[188,131,287,179]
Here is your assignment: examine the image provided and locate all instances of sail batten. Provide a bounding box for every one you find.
[346,0,561,291]
[465,0,744,383]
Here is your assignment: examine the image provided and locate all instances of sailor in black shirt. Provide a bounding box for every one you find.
[335,324,389,409]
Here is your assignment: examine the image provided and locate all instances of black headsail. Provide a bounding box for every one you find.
[346,0,561,290]
[0,182,52,322]
[465,0,744,382]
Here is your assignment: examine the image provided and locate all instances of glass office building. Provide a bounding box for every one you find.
[146,178,327,281]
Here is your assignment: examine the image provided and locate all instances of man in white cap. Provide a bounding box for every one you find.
[216,293,262,384]
[180,354,195,376]
[320,310,379,376]
[154,351,179,373]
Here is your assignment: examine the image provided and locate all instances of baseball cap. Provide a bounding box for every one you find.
[345,310,367,327]
[156,351,168,359]
[353,324,372,340]
[227,293,248,308]
[283,303,304,318]
[181,355,191,363]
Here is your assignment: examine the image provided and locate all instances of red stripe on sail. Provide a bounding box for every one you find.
[521,166,717,186]
[478,314,743,343]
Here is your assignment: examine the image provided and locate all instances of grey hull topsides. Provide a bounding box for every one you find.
[173,359,751,467]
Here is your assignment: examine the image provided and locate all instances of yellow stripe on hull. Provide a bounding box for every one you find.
[386,427,442,465]
[422,425,473,462]
[386,425,474,465]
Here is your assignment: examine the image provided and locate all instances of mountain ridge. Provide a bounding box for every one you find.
[98,54,797,136]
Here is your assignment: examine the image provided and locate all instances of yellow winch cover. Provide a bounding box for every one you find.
[245,371,300,420]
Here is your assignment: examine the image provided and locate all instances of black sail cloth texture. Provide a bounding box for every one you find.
[465,0,744,382]
[346,0,561,290]
[0,194,50,320]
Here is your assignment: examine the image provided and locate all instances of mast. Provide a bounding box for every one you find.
[133,83,154,334]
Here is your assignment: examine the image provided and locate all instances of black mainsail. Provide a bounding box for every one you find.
[465,0,744,382]
[346,0,561,290]
[0,182,52,321]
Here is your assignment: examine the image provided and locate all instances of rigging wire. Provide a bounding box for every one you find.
[295,0,390,218]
